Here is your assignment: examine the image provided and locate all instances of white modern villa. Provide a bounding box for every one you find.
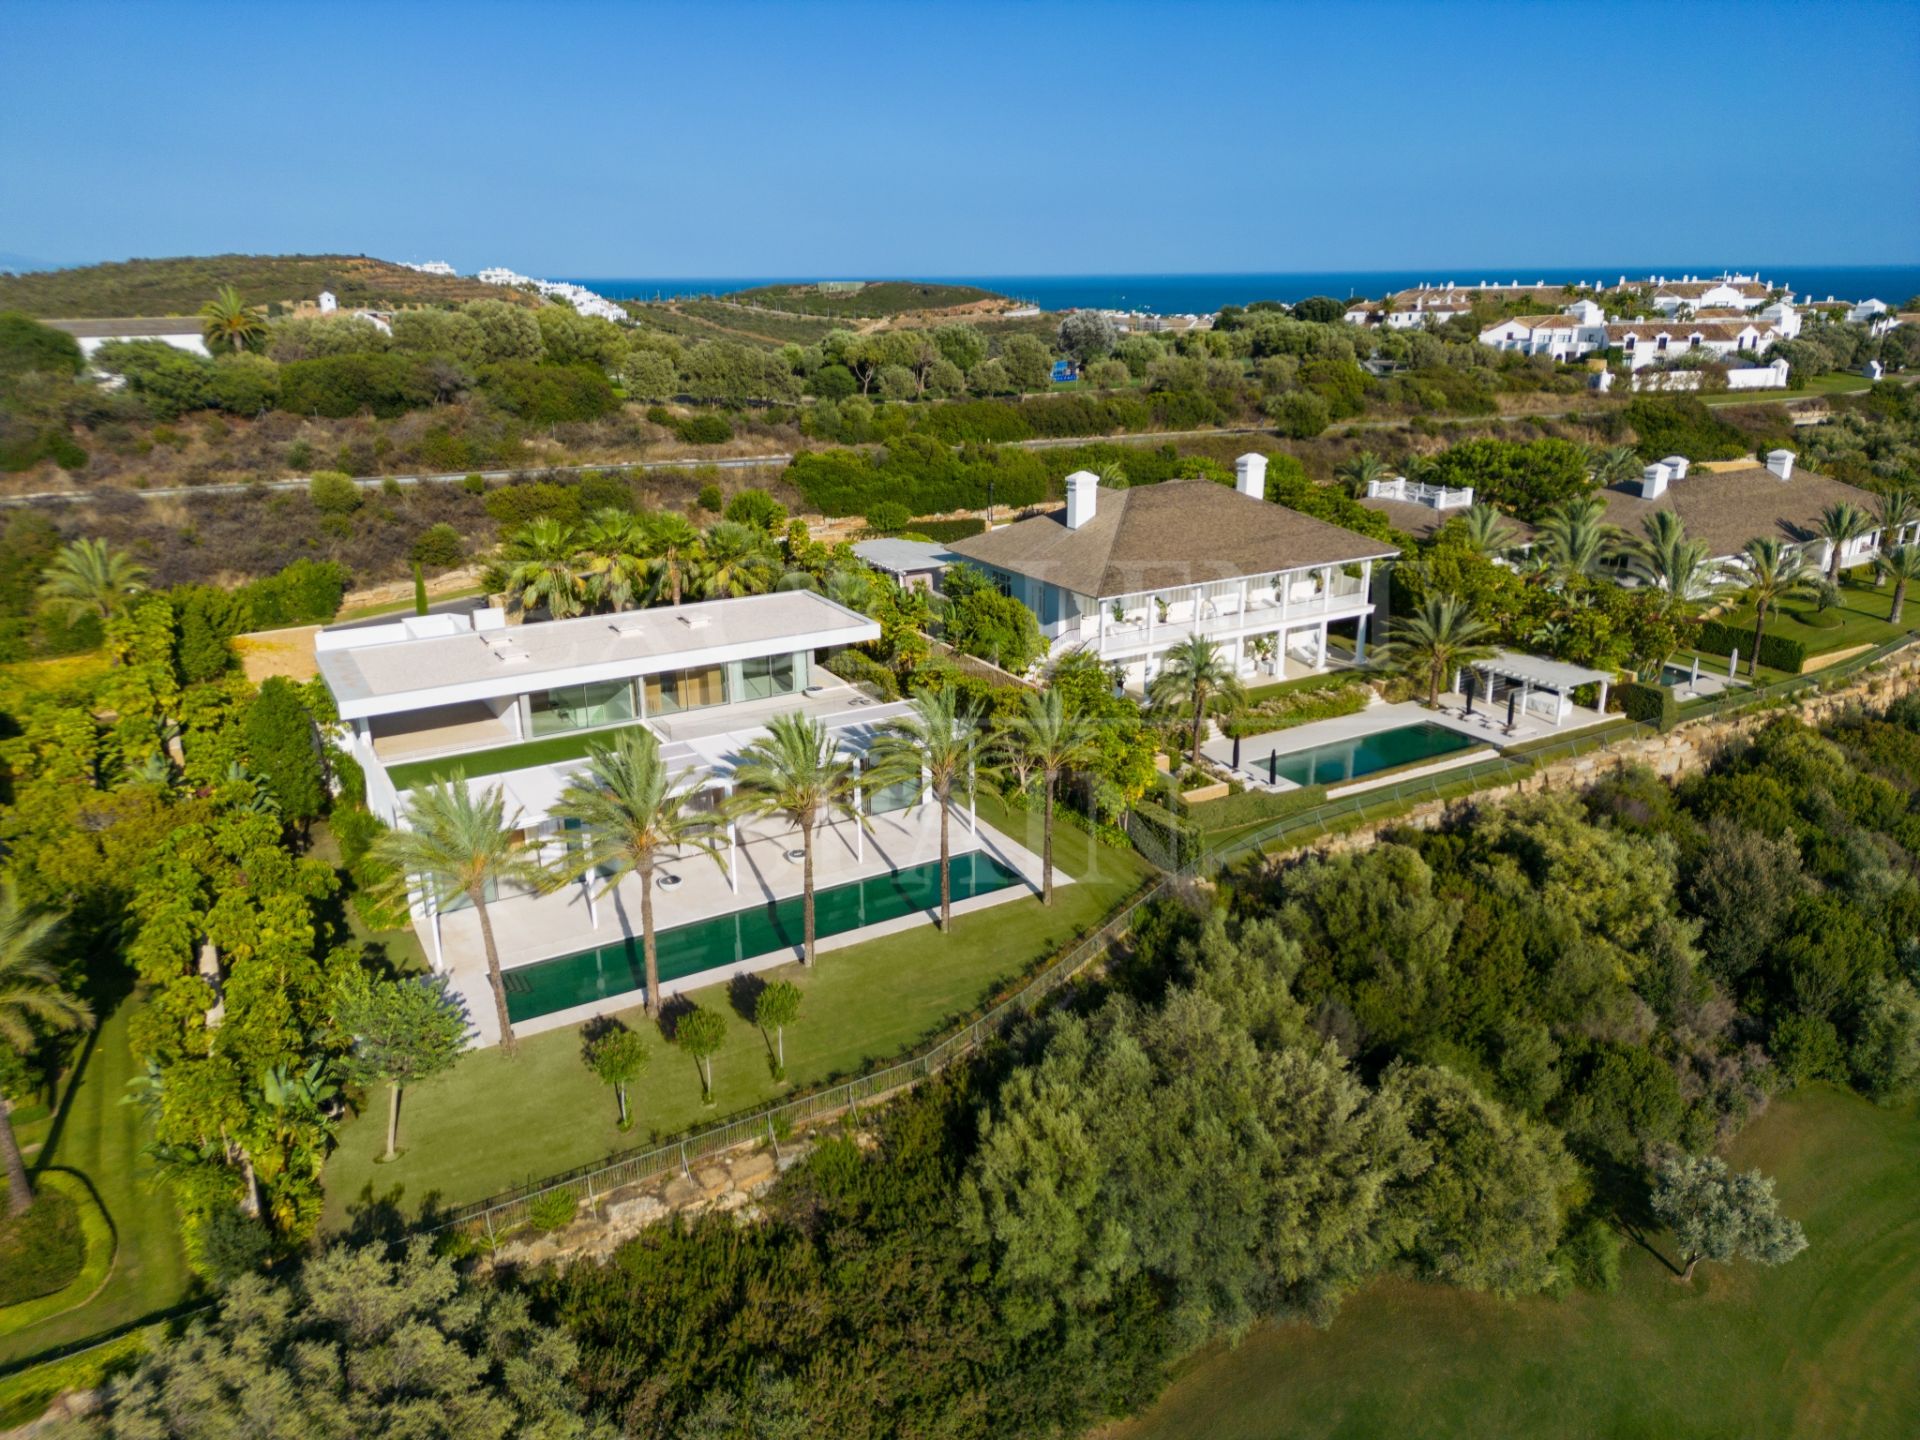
[316,592,1052,1044]
[946,455,1397,690]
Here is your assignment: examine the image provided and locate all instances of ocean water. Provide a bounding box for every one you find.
[567,266,1920,313]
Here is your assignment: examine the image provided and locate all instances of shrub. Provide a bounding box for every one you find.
[279,353,435,419]
[0,311,83,378]
[1127,798,1202,868]
[237,558,350,627]
[1622,396,1749,461]
[1694,619,1808,673]
[307,470,361,514]
[724,488,787,531]
[485,481,582,530]
[0,1187,85,1305]
[462,472,487,495]
[909,517,985,543]
[696,482,724,513]
[824,647,901,699]
[411,523,465,570]
[675,413,733,445]
[1265,390,1330,438]
[1613,680,1677,731]
[526,1189,579,1233]
[1219,681,1370,739]
[478,361,618,424]
[864,500,912,533]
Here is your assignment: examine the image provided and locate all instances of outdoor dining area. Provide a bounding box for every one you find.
[1446,651,1615,740]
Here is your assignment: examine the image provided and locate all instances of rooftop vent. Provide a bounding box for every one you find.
[1660,454,1690,480]
[1765,449,1796,481]
[1640,463,1671,499]
[676,614,711,630]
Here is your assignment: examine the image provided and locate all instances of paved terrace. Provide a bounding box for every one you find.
[434,804,1061,1045]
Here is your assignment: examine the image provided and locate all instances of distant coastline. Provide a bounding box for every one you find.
[569,265,1920,313]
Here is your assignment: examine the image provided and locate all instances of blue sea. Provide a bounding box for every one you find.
[567,266,1920,313]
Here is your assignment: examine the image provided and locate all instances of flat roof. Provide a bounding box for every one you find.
[1472,650,1612,690]
[319,592,878,720]
[851,538,958,574]
[41,317,206,338]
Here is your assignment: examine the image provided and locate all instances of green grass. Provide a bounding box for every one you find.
[382,721,653,791]
[0,998,197,1367]
[1703,373,1874,405]
[1708,575,1911,665]
[333,585,488,624]
[320,793,1151,1225]
[1104,1086,1920,1440]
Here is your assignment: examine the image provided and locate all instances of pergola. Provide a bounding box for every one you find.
[1463,651,1611,730]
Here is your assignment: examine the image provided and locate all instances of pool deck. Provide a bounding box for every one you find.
[431,803,1063,1046]
[1204,695,1615,794]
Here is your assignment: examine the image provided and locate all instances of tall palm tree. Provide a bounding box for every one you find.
[730,713,863,966]
[642,512,703,606]
[1334,451,1391,497]
[499,516,582,619]
[1589,444,1642,488]
[1380,594,1497,705]
[700,520,777,599]
[1873,544,1920,626]
[1813,501,1873,582]
[1457,503,1518,557]
[36,537,148,624]
[1734,538,1817,677]
[1148,634,1245,768]
[996,687,1097,906]
[1624,511,1730,611]
[372,779,545,1055]
[199,285,266,355]
[824,566,874,614]
[1876,488,1918,551]
[1535,496,1622,581]
[575,508,648,613]
[546,729,728,1018]
[1,885,92,1216]
[874,687,985,931]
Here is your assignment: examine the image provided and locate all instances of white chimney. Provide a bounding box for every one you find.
[1660,454,1690,480]
[1064,470,1100,529]
[1765,449,1796,481]
[1234,453,1267,502]
[1640,463,1671,498]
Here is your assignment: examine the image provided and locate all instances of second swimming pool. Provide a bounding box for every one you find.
[1251,720,1482,789]
[501,851,1026,1022]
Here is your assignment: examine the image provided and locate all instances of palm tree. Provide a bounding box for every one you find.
[546,729,728,1018]
[874,687,985,931]
[1624,511,1729,611]
[700,520,777,599]
[499,516,582,619]
[1589,444,1642,488]
[641,512,703,606]
[1734,538,1817,677]
[1457,503,1518,557]
[730,713,863,966]
[36,538,148,625]
[1813,501,1873,582]
[1380,594,1497,705]
[1876,488,1917,551]
[1535,496,1622,581]
[199,285,266,355]
[1873,544,1920,626]
[1334,451,1392,497]
[1,885,92,1216]
[372,778,545,1055]
[996,688,1097,906]
[1148,634,1245,768]
[824,566,873,614]
[575,508,648,613]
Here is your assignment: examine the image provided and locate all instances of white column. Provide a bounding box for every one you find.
[426,889,444,972]
[1316,623,1328,669]
[725,782,738,893]
[1596,679,1610,714]
[968,759,977,837]
[1146,594,1157,654]
[853,758,864,864]
[1096,598,1107,654]
[1354,612,1368,662]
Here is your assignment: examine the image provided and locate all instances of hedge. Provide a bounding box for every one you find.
[1127,798,1202,868]
[823,648,900,699]
[1186,783,1330,834]
[1220,682,1370,740]
[1613,680,1677,731]
[1694,618,1807,673]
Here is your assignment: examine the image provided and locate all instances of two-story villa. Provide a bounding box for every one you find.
[317,591,1051,1043]
[946,456,1398,691]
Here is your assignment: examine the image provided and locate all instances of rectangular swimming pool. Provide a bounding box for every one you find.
[1253,720,1482,789]
[501,851,1026,1022]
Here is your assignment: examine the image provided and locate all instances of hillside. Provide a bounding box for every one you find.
[721,279,1012,318]
[0,254,539,317]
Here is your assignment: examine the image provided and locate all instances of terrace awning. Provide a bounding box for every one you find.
[1467,650,1612,728]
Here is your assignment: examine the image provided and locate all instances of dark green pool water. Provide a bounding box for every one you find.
[502,851,1026,1021]
[1254,720,1479,788]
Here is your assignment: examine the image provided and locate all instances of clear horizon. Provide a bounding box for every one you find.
[3,0,1916,276]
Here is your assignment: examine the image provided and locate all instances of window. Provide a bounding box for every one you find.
[529,680,637,737]
[645,664,728,715]
[866,773,920,815]
[740,651,799,702]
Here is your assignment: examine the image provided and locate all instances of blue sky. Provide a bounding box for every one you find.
[2,0,1916,276]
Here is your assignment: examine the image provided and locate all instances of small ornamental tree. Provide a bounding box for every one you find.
[584,1023,651,1129]
[753,979,801,1081]
[334,973,469,1164]
[675,1006,727,1104]
[1651,1153,1807,1283]
[243,677,328,832]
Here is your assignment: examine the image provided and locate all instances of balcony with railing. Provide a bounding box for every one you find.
[1053,564,1373,659]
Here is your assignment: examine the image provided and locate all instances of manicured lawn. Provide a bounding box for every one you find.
[320,793,1152,1225]
[1103,1086,1920,1440]
[1704,373,1873,405]
[384,721,654,790]
[0,998,197,1367]
[1709,575,1911,666]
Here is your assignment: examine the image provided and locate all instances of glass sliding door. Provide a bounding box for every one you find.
[739,651,799,702]
[644,664,728,716]
[529,680,638,737]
